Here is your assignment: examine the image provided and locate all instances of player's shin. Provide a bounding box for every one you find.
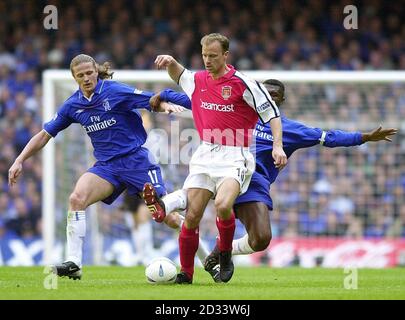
[66,211,86,267]
[178,224,199,279]
[133,221,153,265]
[216,212,235,252]
[175,214,208,263]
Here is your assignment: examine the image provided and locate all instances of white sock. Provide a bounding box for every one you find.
[133,221,153,261]
[177,216,208,263]
[66,211,86,267]
[232,234,254,255]
[196,239,209,263]
[162,189,187,213]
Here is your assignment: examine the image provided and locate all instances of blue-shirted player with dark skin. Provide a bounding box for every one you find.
[203,79,398,280]
[145,79,397,282]
[8,54,190,280]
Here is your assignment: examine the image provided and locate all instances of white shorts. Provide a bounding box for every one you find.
[183,142,255,197]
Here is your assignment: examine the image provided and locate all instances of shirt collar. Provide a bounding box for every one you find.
[207,64,236,81]
[78,79,104,101]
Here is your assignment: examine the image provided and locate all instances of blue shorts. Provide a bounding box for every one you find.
[88,146,166,205]
[234,171,273,210]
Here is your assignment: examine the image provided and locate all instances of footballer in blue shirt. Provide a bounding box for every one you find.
[143,79,397,282]
[8,54,189,280]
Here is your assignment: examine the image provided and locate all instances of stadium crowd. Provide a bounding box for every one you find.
[0,0,404,245]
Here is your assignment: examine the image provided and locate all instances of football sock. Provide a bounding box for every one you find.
[66,211,86,267]
[216,213,235,252]
[133,221,153,264]
[232,234,255,255]
[177,216,208,263]
[162,189,187,213]
[178,224,199,279]
[196,239,209,263]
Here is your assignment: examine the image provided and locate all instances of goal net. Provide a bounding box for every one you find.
[42,70,405,267]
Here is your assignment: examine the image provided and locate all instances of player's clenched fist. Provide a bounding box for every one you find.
[155,55,175,69]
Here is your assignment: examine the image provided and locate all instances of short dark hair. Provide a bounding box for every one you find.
[263,79,285,93]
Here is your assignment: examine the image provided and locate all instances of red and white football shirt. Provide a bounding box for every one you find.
[179,65,280,147]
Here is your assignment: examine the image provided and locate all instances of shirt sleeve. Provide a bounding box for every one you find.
[322,130,363,147]
[285,119,363,149]
[115,82,153,111]
[159,89,192,110]
[236,72,280,123]
[178,69,196,99]
[43,103,73,137]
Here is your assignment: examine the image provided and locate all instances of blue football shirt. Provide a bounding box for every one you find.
[253,117,363,184]
[45,79,163,162]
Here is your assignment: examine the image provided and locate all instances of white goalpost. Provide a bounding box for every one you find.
[42,70,405,266]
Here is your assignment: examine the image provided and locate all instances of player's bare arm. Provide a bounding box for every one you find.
[8,129,52,186]
[362,125,398,142]
[159,102,187,114]
[154,55,185,83]
[149,93,187,114]
[269,117,287,170]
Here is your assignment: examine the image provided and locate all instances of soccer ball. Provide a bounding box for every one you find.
[145,257,177,284]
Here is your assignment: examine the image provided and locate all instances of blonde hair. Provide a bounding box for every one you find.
[200,33,229,53]
[70,54,114,79]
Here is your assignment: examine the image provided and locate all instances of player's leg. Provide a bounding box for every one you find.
[203,201,271,282]
[122,194,151,265]
[176,187,212,284]
[130,203,154,266]
[142,182,212,276]
[163,211,210,265]
[143,184,187,223]
[231,172,273,254]
[55,172,115,279]
[206,208,271,266]
[204,172,271,281]
[214,178,240,282]
[162,189,187,215]
[233,202,272,253]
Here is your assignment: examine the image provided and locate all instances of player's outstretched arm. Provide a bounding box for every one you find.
[361,125,398,142]
[154,55,185,84]
[322,125,398,147]
[8,130,51,186]
[279,118,398,149]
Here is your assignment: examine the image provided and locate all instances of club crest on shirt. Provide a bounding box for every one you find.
[221,86,232,100]
[103,98,111,111]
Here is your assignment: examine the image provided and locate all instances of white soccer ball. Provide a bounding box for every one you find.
[145,257,177,284]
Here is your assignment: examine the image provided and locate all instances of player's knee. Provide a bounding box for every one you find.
[214,198,232,217]
[69,192,87,210]
[250,232,272,252]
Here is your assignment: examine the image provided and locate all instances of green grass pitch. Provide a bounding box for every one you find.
[0,266,404,300]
